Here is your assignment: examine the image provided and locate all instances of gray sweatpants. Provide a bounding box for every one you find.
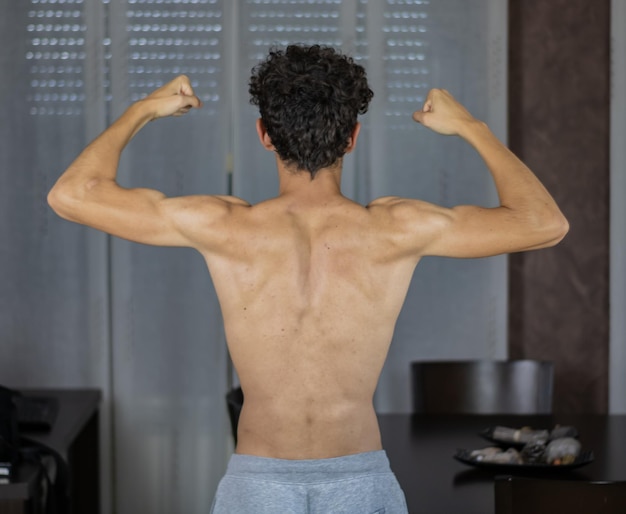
[210,450,408,514]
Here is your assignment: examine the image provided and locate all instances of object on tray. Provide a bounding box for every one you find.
[469,447,523,465]
[520,439,548,464]
[454,448,594,471]
[482,424,580,447]
[467,424,589,469]
[491,426,550,444]
[545,437,582,465]
[549,425,578,440]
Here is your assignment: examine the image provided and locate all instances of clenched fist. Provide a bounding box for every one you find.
[140,75,203,120]
[412,89,479,136]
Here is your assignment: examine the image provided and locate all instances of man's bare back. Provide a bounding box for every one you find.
[205,180,420,458]
[47,45,567,511]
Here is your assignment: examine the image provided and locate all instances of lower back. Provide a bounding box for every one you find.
[235,388,383,459]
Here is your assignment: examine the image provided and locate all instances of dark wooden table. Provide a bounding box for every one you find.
[378,413,626,514]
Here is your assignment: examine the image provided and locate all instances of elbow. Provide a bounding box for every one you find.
[555,214,570,242]
[47,185,73,220]
[537,211,570,248]
[47,182,64,210]
[47,178,90,221]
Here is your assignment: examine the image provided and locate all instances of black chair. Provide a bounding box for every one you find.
[225,386,243,444]
[495,475,626,514]
[411,360,554,414]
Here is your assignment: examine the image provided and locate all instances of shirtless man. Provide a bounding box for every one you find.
[48,45,568,513]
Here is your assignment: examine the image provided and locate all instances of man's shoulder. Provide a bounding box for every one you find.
[164,194,250,208]
[162,195,250,238]
[211,195,252,208]
[365,196,455,241]
[367,195,403,208]
[366,196,444,217]
[166,194,251,219]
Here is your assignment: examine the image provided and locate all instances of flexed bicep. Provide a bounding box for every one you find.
[50,179,181,246]
[49,178,243,247]
[379,197,567,260]
[419,203,566,258]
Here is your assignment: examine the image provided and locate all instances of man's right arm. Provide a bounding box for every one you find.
[391,89,568,259]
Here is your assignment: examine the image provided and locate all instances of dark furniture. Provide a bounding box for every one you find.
[494,475,626,514]
[0,389,101,514]
[226,386,243,444]
[411,360,554,414]
[378,413,626,514]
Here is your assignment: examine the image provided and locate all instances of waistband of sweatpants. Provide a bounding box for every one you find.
[225,450,392,483]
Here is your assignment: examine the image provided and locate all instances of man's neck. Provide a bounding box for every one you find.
[276,159,344,200]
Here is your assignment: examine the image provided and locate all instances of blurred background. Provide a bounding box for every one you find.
[0,0,623,512]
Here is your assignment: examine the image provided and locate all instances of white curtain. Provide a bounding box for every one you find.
[0,1,506,512]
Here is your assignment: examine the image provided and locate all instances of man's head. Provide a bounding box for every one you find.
[249,44,373,178]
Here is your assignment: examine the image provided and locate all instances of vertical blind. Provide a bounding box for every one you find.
[107,1,229,513]
[0,1,507,512]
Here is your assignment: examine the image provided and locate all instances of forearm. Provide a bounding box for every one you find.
[459,120,563,218]
[49,73,200,209]
[51,102,152,195]
[412,88,568,255]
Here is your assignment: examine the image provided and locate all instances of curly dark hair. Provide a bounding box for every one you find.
[249,44,373,178]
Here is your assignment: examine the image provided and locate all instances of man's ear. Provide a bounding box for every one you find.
[344,122,361,154]
[256,119,275,151]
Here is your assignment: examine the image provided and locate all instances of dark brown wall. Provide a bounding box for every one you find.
[508,0,611,413]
